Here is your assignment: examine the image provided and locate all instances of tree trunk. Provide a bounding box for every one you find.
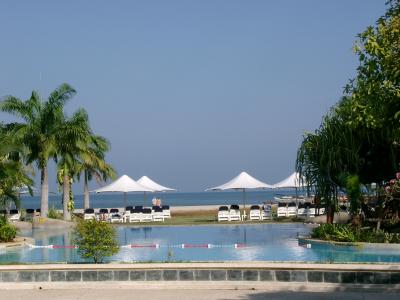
[326,205,335,224]
[84,171,90,209]
[40,164,49,217]
[63,173,71,221]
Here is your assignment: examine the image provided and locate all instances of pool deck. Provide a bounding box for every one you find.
[1,262,400,271]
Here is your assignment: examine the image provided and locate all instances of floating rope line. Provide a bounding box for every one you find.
[27,243,248,249]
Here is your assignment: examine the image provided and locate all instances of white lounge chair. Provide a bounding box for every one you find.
[8,209,20,222]
[229,205,241,221]
[261,204,272,220]
[287,202,297,217]
[141,208,153,222]
[97,208,109,222]
[152,207,165,222]
[162,205,171,218]
[308,204,316,218]
[108,208,124,223]
[277,203,287,217]
[249,205,261,221]
[123,206,133,223]
[297,203,307,217]
[129,207,142,222]
[217,206,230,222]
[84,208,96,221]
[25,209,35,221]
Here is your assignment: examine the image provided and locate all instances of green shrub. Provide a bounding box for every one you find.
[0,216,17,242]
[48,207,62,219]
[311,223,400,243]
[74,219,119,263]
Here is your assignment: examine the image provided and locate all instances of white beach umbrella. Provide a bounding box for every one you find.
[94,174,154,208]
[272,172,306,189]
[272,172,307,203]
[137,176,176,192]
[137,176,176,205]
[206,171,273,208]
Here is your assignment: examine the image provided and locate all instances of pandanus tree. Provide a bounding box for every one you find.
[296,100,363,223]
[56,109,91,220]
[77,135,116,209]
[0,84,76,216]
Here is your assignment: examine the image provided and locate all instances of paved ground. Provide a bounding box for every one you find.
[0,289,399,300]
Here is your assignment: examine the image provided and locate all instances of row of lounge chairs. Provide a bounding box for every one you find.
[0,209,25,222]
[277,202,325,218]
[1,208,44,222]
[217,205,272,222]
[83,205,171,223]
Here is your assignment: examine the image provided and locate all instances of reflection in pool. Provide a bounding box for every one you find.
[1,224,400,263]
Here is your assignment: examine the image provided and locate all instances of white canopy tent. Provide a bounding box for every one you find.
[272,172,306,189]
[137,176,176,205]
[137,176,176,192]
[206,171,273,208]
[94,175,154,208]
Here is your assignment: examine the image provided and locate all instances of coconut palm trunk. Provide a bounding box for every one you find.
[63,172,71,221]
[84,170,90,209]
[40,164,49,217]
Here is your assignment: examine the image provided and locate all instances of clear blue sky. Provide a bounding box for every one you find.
[0,0,387,192]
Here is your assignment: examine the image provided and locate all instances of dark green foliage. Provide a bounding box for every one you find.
[296,1,400,224]
[74,219,119,263]
[346,175,362,214]
[311,223,400,243]
[47,207,62,220]
[0,216,17,242]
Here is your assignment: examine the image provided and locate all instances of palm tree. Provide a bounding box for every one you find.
[0,123,34,210]
[0,84,76,216]
[56,108,91,221]
[77,135,116,209]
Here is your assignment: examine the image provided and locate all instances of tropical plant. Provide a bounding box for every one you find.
[55,108,91,221]
[77,135,116,209]
[74,219,119,263]
[0,216,17,242]
[311,223,400,244]
[0,84,77,216]
[0,123,33,210]
[297,0,400,224]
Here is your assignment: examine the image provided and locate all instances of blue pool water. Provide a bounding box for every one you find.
[1,224,400,264]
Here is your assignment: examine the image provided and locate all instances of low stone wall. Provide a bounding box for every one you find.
[0,263,399,285]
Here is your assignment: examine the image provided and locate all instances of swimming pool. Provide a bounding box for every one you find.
[1,224,400,264]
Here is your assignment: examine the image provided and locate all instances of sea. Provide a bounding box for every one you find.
[19,190,299,210]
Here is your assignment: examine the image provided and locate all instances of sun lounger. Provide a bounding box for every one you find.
[141,208,153,222]
[8,209,20,222]
[152,206,165,222]
[217,206,230,222]
[316,205,325,215]
[124,206,133,223]
[297,203,307,217]
[84,208,96,220]
[25,208,35,221]
[308,204,316,217]
[277,202,287,217]
[98,208,109,221]
[249,205,261,221]
[162,205,171,218]
[287,202,297,217]
[129,207,142,222]
[261,204,272,220]
[108,208,124,223]
[229,205,241,221]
